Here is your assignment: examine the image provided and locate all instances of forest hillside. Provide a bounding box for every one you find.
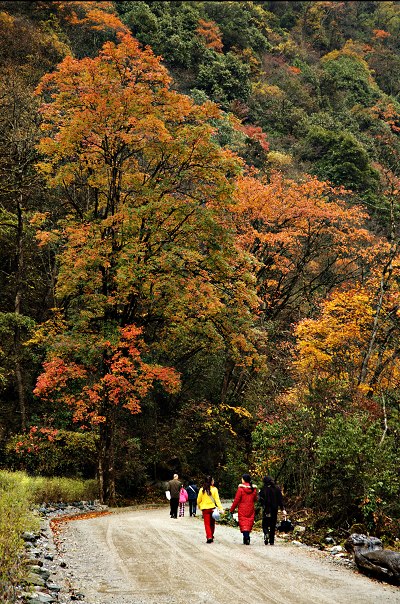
[0,1,399,542]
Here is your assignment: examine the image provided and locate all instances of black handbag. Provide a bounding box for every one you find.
[277,518,294,532]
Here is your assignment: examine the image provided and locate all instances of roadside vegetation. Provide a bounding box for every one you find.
[0,470,98,600]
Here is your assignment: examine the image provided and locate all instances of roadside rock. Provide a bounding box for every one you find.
[18,501,108,604]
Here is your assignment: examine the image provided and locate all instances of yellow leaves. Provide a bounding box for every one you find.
[266,151,293,168]
[229,333,257,366]
[26,308,67,348]
[251,82,284,99]
[294,276,400,403]
[35,230,61,248]
[226,404,252,420]
[202,402,245,437]
[0,11,14,28]
[322,40,368,63]
[29,212,50,227]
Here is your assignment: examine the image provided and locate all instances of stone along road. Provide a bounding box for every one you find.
[56,506,399,604]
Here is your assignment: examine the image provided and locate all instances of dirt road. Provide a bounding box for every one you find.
[57,505,399,604]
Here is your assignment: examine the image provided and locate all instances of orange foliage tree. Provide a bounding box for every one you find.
[33,33,260,503]
[293,258,400,422]
[233,173,375,318]
[196,19,224,52]
[201,170,377,409]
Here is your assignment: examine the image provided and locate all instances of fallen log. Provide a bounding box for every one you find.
[345,533,400,584]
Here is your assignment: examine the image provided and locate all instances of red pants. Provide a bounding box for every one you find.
[202,508,215,540]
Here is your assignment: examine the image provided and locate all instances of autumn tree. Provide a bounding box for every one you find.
[287,262,400,523]
[291,207,400,438]
[196,19,223,52]
[33,33,259,503]
[232,173,375,323]
[294,278,400,410]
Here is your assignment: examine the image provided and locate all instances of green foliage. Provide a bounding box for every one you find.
[203,1,273,52]
[217,448,252,497]
[298,125,380,192]
[119,1,201,68]
[311,414,399,531]
[0,470,38,601]
[252,407,317,498]
[321,51,380,108]
[5,429,98,478]
[196,51,252,107]
[0,469,98,505]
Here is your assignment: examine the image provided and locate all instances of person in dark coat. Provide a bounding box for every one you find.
[186,480,199,516]
[167,473,183,519]
[258,475,286,545]
[230,473,258,545]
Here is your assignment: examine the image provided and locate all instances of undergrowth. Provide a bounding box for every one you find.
[0,471,38,602]
[0,470,99,601]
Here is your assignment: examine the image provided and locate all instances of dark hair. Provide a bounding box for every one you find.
[202,475,213,495]
[263,475,275,487]
[243,473,255,493]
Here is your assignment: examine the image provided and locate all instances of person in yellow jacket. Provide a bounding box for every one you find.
[197,476,224,543]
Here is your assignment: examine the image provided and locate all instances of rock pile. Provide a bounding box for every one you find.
[18,502,108,604]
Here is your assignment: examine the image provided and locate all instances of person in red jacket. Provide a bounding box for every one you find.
[230,473,258,545]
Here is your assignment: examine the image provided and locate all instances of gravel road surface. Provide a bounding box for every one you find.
[55,505,399,604]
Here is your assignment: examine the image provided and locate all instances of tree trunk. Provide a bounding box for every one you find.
[221,359,235,403]
[97,404,116,506]
[14,193,26,432]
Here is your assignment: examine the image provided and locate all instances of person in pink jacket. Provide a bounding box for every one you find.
[179,486,188,517]
[230,473,258,545]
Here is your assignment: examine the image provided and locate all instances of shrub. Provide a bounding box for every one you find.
[5,428,98,478]
[251,406,317,499]
[29,476,98,503]
[311,413,399,531]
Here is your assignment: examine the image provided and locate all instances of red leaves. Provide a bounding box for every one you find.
[14,426,59,455]
[238,124,269,151]
[34,358,87,400]
[50,511,112,544]
[34,324,180,426]
[373,29,391,40]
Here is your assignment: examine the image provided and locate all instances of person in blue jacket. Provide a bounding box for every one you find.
[186,480,199,516]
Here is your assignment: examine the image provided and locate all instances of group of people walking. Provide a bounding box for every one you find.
[167,473,286,545]
[166,474,199,518]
